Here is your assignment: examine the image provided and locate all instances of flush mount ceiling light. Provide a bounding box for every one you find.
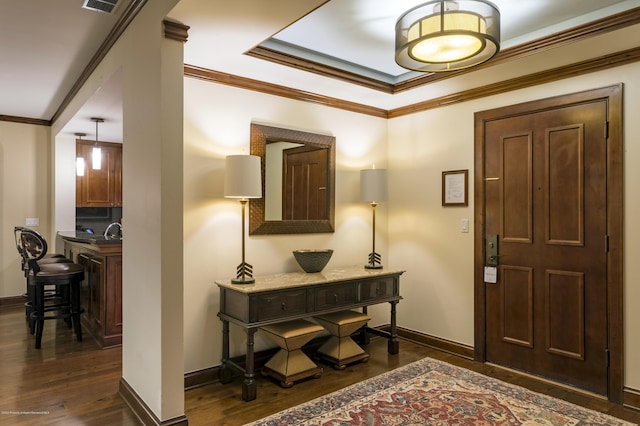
[395,0,500,72]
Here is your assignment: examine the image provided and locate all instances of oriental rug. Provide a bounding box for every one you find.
[245,357,635,426]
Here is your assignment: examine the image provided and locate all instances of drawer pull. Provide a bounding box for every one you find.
[281,302,286,311]
[334,294,338,303]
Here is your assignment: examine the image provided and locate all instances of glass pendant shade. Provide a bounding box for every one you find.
[396,0,500,72]
[92,146,102,170]
[76,157,85,176]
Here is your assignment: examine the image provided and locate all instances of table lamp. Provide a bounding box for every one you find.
[224,155,262,283]
[360,167,388,269]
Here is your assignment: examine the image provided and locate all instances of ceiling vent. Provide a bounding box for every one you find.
[82,0,119,14]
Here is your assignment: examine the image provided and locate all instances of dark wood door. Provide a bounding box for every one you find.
[283,147,328,220]
[483,100,609,394]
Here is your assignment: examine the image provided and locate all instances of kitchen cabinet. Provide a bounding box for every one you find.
[61,233,122,348]
[76,140,122,207]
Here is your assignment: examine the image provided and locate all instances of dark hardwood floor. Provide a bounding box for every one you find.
[2,303,639,425]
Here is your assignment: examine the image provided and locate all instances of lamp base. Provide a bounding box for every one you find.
[365,251,383,269]
[231,276,255,284]
[232,262,255,284]
[364,264,383,270]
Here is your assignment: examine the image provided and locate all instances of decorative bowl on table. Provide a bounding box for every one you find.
[293,249,333,273]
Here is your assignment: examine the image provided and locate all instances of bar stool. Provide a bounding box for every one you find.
[19,228,85,349]
[260,319,324,388]
[313,310,370,369]
[14,227,71,324]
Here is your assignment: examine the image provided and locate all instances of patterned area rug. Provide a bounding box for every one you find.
[245,357,635,425]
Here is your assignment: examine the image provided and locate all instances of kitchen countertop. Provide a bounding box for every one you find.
[57,230,122,245]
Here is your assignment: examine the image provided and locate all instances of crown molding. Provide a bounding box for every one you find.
[164,20,190,43]
[184,65,388,118]
[49,0,149,124]
[0,115,50,126]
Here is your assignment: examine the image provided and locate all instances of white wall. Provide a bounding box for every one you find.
[183,77,389,372]
[0,122,51,297]
[388,62,640,390]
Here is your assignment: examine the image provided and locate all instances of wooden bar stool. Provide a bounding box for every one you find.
[14,227,69,323]
[313,310,370,369]
[19,229,85,349]
[260,319,324,388]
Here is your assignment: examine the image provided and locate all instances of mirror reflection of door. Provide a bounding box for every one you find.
[282,145,328,220]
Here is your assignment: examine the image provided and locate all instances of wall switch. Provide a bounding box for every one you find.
[460,218,469,233]
[25,217,40,227]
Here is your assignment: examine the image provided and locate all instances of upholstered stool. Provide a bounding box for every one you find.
[27,261,85,348]
[18,228,85,349]
[260,319,324,388]
[313,310,370,369]
[14,226,69,322]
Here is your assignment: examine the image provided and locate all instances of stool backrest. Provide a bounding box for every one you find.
[16,228,48,274]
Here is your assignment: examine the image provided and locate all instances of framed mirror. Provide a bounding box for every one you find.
[249,123,335,235]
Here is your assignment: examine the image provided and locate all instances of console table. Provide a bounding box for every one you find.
[215,266,404,401]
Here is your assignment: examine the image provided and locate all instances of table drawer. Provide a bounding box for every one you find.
[256,290,307,321]
[360,277,396,301]
[314,283,357,310]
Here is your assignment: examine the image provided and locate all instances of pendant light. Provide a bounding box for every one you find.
[91,117,104,170]
[75,133,86,176]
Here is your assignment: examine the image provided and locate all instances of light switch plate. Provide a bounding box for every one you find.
[460,219,469,233]
[25,217,40,227]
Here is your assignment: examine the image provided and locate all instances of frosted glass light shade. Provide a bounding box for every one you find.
[224,155,262,198]
[396,0,500,72]
[76,157,85,176]
[92,146,102,170]
[360,168,388,203]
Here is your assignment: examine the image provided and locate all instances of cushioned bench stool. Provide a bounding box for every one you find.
[313,310,370,369]
[260,319,324,388]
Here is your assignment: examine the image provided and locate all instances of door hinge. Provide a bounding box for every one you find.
[605,235,609,253]
[604,121,609,139]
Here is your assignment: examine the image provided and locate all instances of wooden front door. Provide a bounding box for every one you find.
[474,86,624,400]
[283,146,328,220]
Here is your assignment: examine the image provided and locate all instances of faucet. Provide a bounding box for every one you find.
[104,222,123,238]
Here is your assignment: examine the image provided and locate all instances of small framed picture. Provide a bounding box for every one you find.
[442,169,468,206]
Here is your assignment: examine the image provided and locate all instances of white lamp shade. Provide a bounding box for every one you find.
[224,155,262,198]
[92,146,102,170]
[360,168,388,202]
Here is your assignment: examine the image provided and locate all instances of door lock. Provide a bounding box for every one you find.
[486,234,499,266]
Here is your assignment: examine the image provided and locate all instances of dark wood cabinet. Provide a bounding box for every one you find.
[76,140,122,207]
[63,238,122,348]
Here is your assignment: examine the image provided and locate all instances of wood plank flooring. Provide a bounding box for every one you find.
[2,303,639,425]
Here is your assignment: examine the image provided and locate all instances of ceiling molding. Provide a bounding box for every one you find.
[164,20,190,43]
[388,46,640,118]
[183,65,388,118]
[50,0,149,124]
[246,6,640,95]
[186,44,640,120]
[0,115,50,127]
[246,46,395,94]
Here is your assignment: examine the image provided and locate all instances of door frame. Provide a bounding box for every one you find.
[473,84,624,402]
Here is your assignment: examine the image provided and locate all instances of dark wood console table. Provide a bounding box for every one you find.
[215,266,404,401]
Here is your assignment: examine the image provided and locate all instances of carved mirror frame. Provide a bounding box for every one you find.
[249,123,335,235]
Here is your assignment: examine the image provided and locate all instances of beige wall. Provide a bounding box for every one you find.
[0,122,51,297]
[388,62,640,391]
[183,77,389,371]
[182,62,640,393]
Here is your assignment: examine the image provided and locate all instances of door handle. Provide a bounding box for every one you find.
[486,234,499,266]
